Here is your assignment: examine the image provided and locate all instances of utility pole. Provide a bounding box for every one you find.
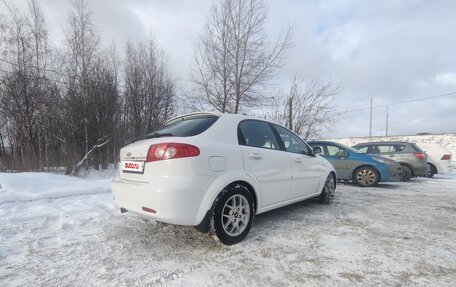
[369,96,373,137]
[288,96,293,131]
[385,106,389,136]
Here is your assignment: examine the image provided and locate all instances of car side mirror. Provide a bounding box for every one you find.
[335,150,348,158]
[312,146,322,154]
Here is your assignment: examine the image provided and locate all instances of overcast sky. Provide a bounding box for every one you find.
[3,0,456,138]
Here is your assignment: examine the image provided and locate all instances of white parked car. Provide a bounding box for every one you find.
[112,112,336,245]
[416,143,453,177]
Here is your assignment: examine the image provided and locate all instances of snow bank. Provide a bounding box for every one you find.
[0,172,112,203]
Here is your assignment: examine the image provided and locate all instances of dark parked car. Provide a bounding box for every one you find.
[352,141,427,181]
[309,141,402,187]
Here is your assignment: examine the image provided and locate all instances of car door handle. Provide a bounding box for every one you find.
[294,157,303,163]
[388,155,395,157]
[248,153,262,160]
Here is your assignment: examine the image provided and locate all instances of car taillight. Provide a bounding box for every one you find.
[414,152,426,160]
[441,154,451,160]
[146,143,200,162]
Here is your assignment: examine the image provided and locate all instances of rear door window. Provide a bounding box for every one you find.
[238,121,280,150]
[366,145,382,153]
[393,145,406,152]
[354,146,368,153]
[377,145,394,153]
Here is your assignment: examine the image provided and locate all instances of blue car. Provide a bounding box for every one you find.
[308,141,402,187]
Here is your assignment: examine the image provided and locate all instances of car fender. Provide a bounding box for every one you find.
[317,155,337,178]
[194,169,261,225]
[353,163,383,179]
[305,155,335,191]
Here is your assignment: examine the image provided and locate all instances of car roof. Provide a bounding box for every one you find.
[353,141,413,145]
[167,111,290,128]
[308,140,339,145]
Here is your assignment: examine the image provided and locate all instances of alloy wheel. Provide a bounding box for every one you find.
[356,169,376,186]
[221,194,250,237]
[326,173,335,195]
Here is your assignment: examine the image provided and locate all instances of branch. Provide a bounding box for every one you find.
[74,136,109,169]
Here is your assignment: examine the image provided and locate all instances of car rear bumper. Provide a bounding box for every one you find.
[436,162,453,174]
[111,175,215,226]
[412,165,427,177]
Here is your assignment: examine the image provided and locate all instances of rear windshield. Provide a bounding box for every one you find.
[138,115,219,141]
[410,143,424,152]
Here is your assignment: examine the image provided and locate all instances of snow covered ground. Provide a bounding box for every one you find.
[1,172,456,286]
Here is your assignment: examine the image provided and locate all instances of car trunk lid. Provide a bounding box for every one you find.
[118,138,177,181]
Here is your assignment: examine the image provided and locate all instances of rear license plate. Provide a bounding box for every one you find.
[121,160,145,173]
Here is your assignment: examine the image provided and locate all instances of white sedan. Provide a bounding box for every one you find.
[417,142,453,177]
[112,112,336,245]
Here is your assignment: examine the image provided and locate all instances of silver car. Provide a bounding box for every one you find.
[352,141,427,181]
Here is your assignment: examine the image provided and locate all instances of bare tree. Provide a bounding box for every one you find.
[0,0,65,171]
[61,0,121,174]
[122,36,175,142]
[0,0,174,173]
[193,0,292,113]
[64,0,99,163]
[0,0,43,170]
[27,0,52,169]
[269,75,339,140]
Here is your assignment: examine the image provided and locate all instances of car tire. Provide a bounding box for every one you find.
[401,165,412,182]
[426,163,436,178]
[353,166,379,187]
[317,173,335,204]
[211,183,254,245]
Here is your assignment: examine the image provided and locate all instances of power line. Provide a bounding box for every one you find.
[388,108,456,119]
[2,57,456,112]
[334,92,456,115]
